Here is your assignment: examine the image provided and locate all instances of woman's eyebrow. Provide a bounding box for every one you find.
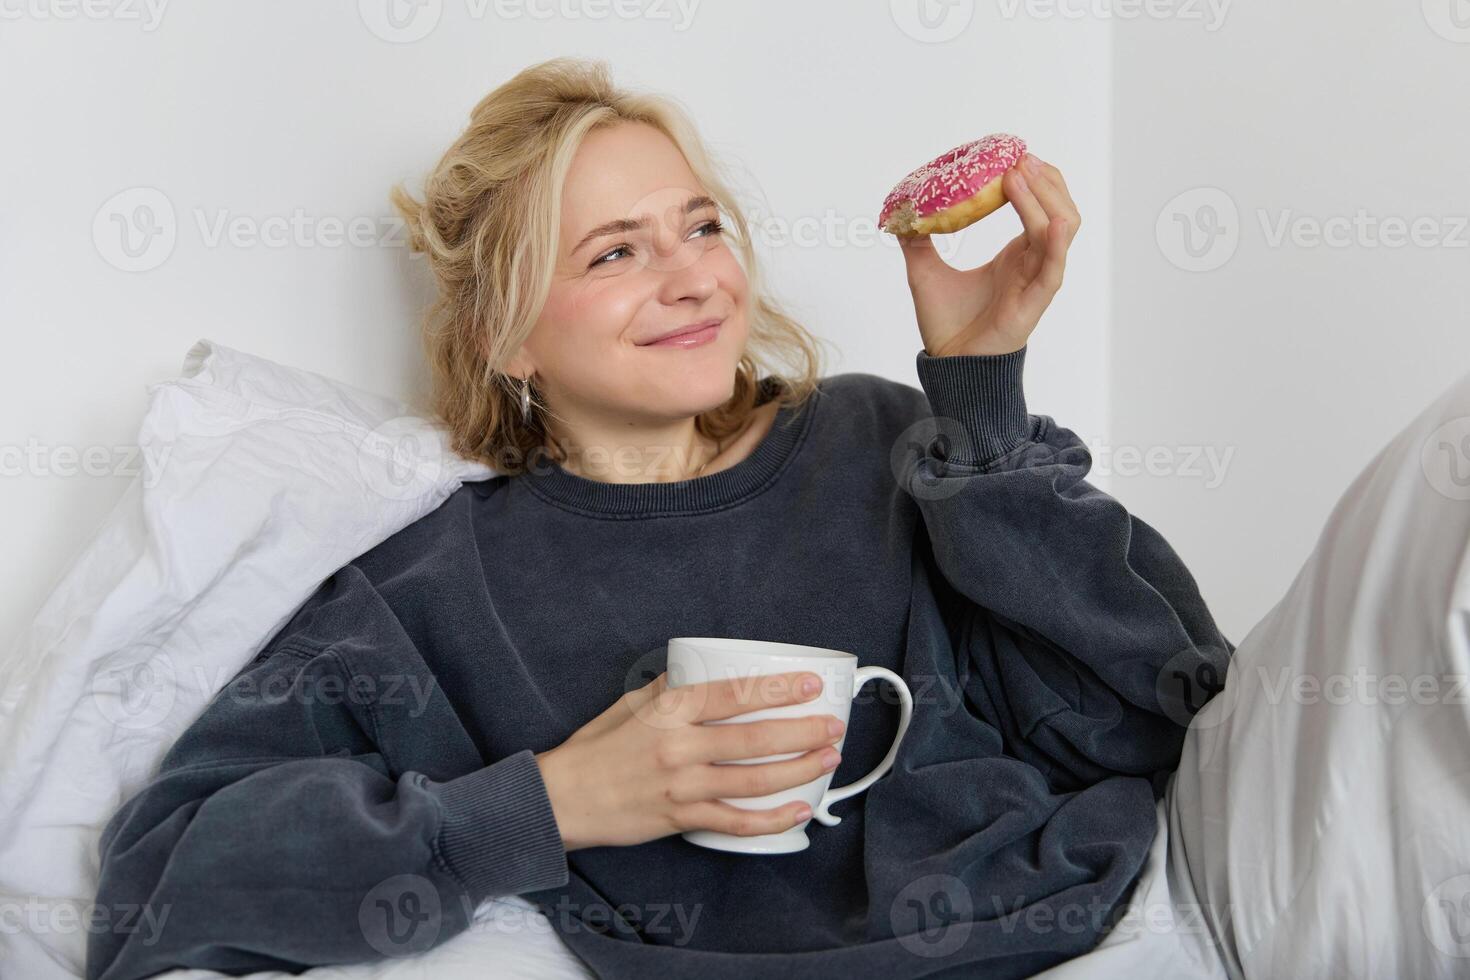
[570,194,718,256]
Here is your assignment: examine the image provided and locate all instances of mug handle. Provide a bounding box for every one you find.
[812,666,913,827]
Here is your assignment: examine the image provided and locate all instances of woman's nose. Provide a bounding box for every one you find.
[652,242,718,300]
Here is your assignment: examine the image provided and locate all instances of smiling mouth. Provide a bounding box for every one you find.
[637,318,723,348]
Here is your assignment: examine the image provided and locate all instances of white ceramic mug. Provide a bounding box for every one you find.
[665,637,914,854]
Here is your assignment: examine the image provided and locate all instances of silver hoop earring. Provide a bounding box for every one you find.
[519,375,533,423]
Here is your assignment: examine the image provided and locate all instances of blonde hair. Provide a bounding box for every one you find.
[389,56,828,475]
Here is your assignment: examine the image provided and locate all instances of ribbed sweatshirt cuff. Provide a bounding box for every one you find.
[914,346,1032,467]
[428,748,569,903]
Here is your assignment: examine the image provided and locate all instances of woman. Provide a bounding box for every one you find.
[87,58,1466,980]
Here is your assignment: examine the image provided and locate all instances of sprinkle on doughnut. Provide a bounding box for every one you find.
[879,133,1028,236]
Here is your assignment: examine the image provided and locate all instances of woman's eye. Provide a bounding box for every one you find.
[593,244,632,267]
[590,219,724,269]
[692,218,724,239]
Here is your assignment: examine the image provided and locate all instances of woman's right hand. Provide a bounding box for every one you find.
[533,670,847,851]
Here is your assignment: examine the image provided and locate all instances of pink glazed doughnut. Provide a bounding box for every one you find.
[879,133,1027,236]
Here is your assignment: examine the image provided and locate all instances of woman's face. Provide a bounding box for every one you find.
[511,121,750,430]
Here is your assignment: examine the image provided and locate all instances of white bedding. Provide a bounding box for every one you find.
[6,338,1466,980]
[0,339,593,980]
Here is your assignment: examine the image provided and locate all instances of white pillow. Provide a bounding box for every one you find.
[0,338,528,980]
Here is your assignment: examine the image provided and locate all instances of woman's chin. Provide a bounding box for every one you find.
[658,369,740,414]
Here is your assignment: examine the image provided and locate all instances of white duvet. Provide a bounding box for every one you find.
[0,340,594,980]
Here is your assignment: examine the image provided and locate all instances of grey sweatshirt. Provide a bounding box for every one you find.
[86,346,1233,980]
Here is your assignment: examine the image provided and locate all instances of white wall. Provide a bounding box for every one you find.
[1111,3,1470,640]
[1,1,1112,649]
[15,3,1467,653]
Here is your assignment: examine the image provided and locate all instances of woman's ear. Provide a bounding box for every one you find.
[501,345,537,383]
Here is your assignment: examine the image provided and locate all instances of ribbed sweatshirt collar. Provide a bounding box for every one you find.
[517,376,816,518]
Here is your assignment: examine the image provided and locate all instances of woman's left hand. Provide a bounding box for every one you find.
[896,152,1081,358]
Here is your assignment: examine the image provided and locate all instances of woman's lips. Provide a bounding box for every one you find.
[641,321,721,349]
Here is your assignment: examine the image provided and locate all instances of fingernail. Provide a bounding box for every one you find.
[801,675,821,696]
[827,717,846,737]
[1011,172,1028,193]
[794,805,813,821]
[1023,153,1041,175]
[821,749,841,770]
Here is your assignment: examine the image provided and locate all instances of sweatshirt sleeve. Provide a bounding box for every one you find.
[909,346,1234,792]
[84,565,569,980]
